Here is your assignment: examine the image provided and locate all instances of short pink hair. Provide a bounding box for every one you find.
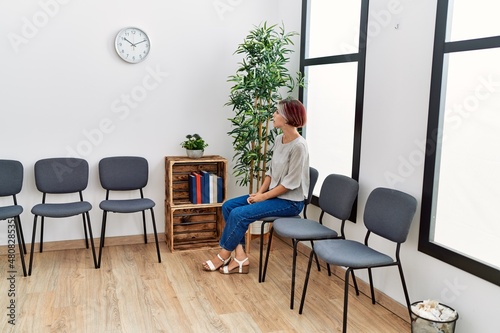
[277,98,307,128]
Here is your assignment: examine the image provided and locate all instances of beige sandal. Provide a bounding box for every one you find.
[219,257,249,274]
[203,253,231,271]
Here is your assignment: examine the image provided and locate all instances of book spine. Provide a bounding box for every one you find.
[192,172,202,204]
[217,176,224,203]
[200,171,210,204]
[188,174,196,204]
[211,174,217,204]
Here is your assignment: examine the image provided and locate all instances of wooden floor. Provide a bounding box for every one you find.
[0,238,410,333]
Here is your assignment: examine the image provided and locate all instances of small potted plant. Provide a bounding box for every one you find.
[180,133,208,158]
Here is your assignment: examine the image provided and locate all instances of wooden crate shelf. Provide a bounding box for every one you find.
[165,155,227,252]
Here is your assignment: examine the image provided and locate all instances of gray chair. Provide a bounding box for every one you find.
[299,187,417,333]
[255,166,319,283]
[0,159,27,277]
[29,158,97,275]
[263,173,359,309]
[97,156,161,268]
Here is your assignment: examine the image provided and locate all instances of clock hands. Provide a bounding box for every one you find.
[124,38,136,47]
[124,38,147,48]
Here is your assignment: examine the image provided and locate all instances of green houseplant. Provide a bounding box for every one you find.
[181,134,208,158]
[226,22,303,193]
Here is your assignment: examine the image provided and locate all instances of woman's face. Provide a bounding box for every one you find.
[273,110,287,128]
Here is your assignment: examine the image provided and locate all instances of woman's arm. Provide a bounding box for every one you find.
[248,176,289,203]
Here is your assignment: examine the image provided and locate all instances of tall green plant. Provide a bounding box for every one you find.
[226,22,303,193]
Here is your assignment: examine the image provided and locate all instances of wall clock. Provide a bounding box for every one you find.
[114,27,150,64]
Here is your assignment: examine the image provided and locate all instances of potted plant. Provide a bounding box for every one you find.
[226,22,303,193]
[181,133,208,158]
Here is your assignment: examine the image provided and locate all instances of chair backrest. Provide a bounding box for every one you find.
[364,187,417,243]
[305,167,319,205]
[0,159,23,197]
[34,158,89,194]
[99,156,149,191]
[318,174,359,221]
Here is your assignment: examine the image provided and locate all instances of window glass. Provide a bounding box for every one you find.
[420,0,500,285]
[307,0,361,57]
[447,0,500,41]
[432,48,500,268]
[305,63,358,192]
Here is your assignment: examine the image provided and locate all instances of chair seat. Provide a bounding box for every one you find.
[100,198,155,213]
[0,205,23,220]
[315,239,394,268]
[31,201,92,218]
[260,215,300,222]
[273,218,339,240]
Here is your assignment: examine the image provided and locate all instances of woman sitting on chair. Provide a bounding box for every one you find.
[202,97,310,274]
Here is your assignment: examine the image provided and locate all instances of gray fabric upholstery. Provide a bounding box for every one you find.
[100,198,155,213]
[299,186,418,332]
[0,159,26,276]
[31,157,92,215]
[267,173,358,310]
[273,173,359,241]
[0,205,23,220]
[258,167,319,283]
[29,157,96,275]
[0,159,23,196]
[305,167,319,206]
[318,174,359,221]
[32,201,92,218]
[97,156,161,267]
[273,218,338,240]
[0,160,24,219]
[314,239,394,268]
[363,187,417,243]
[34,158,89,193]
[99,156,148,191]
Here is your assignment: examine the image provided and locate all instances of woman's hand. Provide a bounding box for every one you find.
[247,192,267,204]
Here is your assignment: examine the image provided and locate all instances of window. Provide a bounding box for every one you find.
[420,0,500,285]
[299,0,368,207]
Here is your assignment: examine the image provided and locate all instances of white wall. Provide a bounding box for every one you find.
[1,0,498,332]
[0,0,300,240]
[307,1,500,332]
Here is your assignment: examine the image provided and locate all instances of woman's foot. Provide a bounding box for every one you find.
[202,253,231,271]
[219,257,249,274]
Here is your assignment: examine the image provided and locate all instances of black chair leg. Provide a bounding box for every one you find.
[299,249,315,314]
[14,216,27,277]
[84,212,98,268]
[82,214,89,249]
[342,268,351,333]
[17,216,27,255]
[309,240,321,272]
[142,210,148,244]
[397,262,412,319]
[97,212,107,268]
[258,221,270,283]
[351,271,359,295]
[368,268,376,304]
[39,217,44,253]
[28,216,38,276]
[150,208,161,263]
[290,239,299,309]
[261,227,274,282]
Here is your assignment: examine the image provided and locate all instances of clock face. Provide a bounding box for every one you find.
[115,27,150,63]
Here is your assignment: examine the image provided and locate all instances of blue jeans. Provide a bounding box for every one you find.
[219,195,304,251]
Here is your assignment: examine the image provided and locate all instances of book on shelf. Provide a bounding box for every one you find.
[190,171,202,204]
[217,176,224,203]
[200,170,210,204]
[188,174,197,204]
[210,173,217,203]
[188,171,224,204]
